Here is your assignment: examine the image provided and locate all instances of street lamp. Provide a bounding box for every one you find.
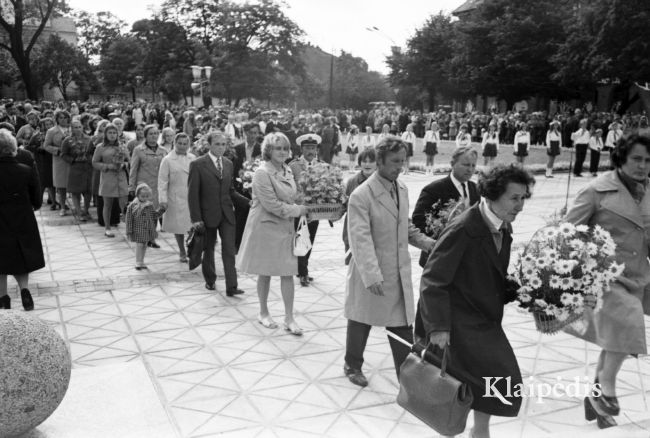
[365,26,397,45]
[190,65,212,107]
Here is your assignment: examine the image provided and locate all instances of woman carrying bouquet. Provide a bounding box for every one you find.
[345,125,360,170]
[564,133,650,429]
[236,133,309,336]
[419,164,535,438]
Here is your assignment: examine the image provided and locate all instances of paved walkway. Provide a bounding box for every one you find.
[10,171,650,438]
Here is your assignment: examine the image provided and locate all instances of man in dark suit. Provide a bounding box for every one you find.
[188,131,250,296]
[412,147,480,267]
[412,147,479,340]
[231,123,262,251]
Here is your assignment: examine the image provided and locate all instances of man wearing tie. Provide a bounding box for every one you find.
[343,137,434,387]
[411,147,479,341]
[188,131,250,296]
[289,133,323,287]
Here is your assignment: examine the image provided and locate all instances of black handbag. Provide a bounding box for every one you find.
[186,226,204,271]
[396,342,473,436]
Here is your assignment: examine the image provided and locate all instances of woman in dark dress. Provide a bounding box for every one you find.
[419,164,535,438]
[0,129,43,311]
[25,117,55,207]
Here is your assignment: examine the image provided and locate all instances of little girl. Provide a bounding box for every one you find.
[345,125,360,170]
[423,122,440,175]
[126,183,165,270]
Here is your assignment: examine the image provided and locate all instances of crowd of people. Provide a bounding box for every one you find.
[1,97,650,437]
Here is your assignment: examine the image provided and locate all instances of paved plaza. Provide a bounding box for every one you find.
[9,171,650,438]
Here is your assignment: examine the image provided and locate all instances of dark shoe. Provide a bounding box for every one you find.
[344,363,368,388]
[147,241,161,249]
[21,288,34,311]
[591,393,620,416]
[0,295,10,309]
[226,288,245,297]
[299,276,310,287]
[205,283,216,291]
[585,397,617,429]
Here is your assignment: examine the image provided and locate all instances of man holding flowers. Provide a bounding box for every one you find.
[289,133,323,287]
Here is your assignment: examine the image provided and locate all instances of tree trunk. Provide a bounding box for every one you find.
[427,87,435,112]
[13,53,38,99]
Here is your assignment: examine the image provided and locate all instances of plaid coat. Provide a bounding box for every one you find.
[125,202,161,243]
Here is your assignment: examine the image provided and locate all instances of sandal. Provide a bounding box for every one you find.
[179,255,188,263]
[284,321,303,336]
[258,314,278,329]
[104,231,115,238]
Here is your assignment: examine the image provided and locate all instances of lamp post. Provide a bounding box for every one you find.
[365,26,397,45]
[191,65,212,108]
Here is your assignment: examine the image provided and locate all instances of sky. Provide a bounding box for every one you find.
[65,0,467,74]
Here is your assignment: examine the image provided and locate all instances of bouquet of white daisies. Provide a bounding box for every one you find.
[511,222,624,334]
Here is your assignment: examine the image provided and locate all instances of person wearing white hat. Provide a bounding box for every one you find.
[289,133,323,286]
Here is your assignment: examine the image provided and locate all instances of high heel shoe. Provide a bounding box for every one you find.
[21,288,34,311]
[592,376,620,416]
[585,397,617,429]
[0,295,10,309]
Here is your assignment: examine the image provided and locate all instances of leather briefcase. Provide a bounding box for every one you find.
[397,345,473,435]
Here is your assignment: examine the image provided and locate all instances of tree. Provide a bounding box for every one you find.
[386,13,457,109]
[0,0,67,98]
[72,10,126,61]
[333,51,392,109]
[99,36,145,96]
[160,0,223,53]
[453,0,570,107]
[32,34,95,99]
[554,0,650,112]
[130,18,199,101]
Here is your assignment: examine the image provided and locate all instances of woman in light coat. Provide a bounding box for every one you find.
[92,123,130,237]
[43,110,71,215]
[158,133,196,262]
[565,133,650,429]
[236,133,308,336]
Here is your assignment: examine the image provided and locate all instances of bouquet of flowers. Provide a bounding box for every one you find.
[424,199,467,239]
[111,146,128,170]
[297,163,347,220]
[511,222,624,334]
[236,159,261,195]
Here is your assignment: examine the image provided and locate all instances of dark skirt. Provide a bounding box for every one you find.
[514,143,528,157]
[67,162,93,194]
[483,143,497,157]
[405,142,413,157]
[346,146,358,155]
[0,204,45,274]
[547,140,560,157]
[424,141,438,156]
[35,150,53,189]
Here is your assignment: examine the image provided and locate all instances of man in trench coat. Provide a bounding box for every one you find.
[344,136,434,387]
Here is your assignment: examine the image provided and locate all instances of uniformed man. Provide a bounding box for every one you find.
[289,133,323,286]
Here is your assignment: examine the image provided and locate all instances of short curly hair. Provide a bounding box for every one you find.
[261,132,290,161]
[478,164,535,201]
[375,136,406,164]
[610,133,650,168]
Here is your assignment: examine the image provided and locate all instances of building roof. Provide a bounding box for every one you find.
[452,0,485,16]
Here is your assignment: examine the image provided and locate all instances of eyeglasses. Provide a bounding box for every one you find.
[272,146,290,151]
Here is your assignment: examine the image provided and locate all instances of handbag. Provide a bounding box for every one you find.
[186,225,204,271]
[293,215,312,257]
[396,341,473,436]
